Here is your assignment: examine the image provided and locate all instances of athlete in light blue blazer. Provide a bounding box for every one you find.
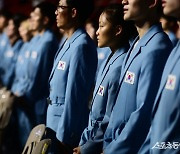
[0,14,24,89]
[11,36,39,97]
[0,39,23,88]
[3,3,58,153]
[24,29,58,123]
[46,0,97,150]
[73,4,137,154]
[139,0,180,153]
[139,41,180,154]
[103,0,173,153]
[79,46,129,153]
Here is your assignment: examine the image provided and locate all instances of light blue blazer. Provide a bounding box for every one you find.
[168,31,178,47]
[0,39,23,89]
[46,28,98,147]
[0,32,9,56]
[79,45,129,154]
[96,47,111,73]
[9,30,58,148]
[11,29,58,120]
[140,41,180,154]
[25,30,58,124]
[11,36,39,96]
[103,24,173,154]
[24,30,58,102]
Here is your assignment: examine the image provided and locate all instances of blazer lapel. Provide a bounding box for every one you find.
[119,42,141,85]
[49,41,70,80]
[54,37,67,60]
[49,28,86,81]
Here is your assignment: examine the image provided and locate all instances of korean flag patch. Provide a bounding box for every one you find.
[6,50,14,57]
[124,71,135,84]
[25,51,30,58]
[97,85,104,96]
[57,61,66,70]
[31,51,38,59]
[165,75,176,90]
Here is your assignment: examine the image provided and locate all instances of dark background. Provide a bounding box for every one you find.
[1,0,122,16]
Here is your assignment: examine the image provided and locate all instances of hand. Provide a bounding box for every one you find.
[73,146,81,154]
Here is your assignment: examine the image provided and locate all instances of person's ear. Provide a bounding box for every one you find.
[43,16,49,25]
[115,25,122,36]
[71,8,77,18]
[149,0,158,8]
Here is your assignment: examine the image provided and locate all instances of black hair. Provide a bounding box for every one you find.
[85,18,98,31]
[0,9,12,20]
[102,4,125,27]
[35,2,56,27]
[11,13,27,29]
[102,4,137,43]
[66,0,94,24]
[8,14,27,38]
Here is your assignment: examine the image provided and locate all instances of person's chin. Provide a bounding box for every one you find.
[124,15,130,21]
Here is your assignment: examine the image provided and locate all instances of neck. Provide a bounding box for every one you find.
[177,21,180,39]
[135,11,159,38]
[9,35,19,46]
[38,28,46,35]
[63,19,83,39]
[64,24,81,39]
[110,39,128,53]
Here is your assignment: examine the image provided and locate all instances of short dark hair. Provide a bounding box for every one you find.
[9,14,27,37]
[66,0,94,24]
[35,2,56,27]
[12,13,27,28]
[102,4,137,43]
[102,4,124,27]
[0,9,12,20]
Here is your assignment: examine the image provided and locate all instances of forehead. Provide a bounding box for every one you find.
[33,8,41,14]
[8,19,14,24]
[0,15,5,19]
[99,13,109,23]
[59,0,67,5]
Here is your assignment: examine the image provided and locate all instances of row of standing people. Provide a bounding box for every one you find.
[73,0,179,154]
[0,2,59,153]
[0,0,179,154]
[44,0,179,154]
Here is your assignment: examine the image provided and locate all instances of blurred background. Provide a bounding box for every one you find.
[0,0,122,16]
